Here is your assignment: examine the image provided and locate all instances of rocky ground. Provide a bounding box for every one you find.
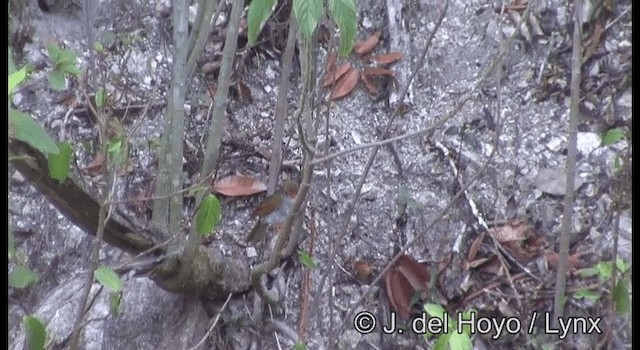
[9,0,632,349]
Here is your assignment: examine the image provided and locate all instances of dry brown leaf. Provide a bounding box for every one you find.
[330,68,359,100]
[467,233,486,261]
[360,73,378,95]
[466,257,491,269]
[545,251,584,271]
[384,269,413,320]
[368,52,403,65]
[354,31,381,55]
[395,254,430,291]
[202,61,221,74]
[212,175,267,196]
[584,19,604,61]
[323,62,353,87]
[325,51,337,72]
[362,66,395,77]
[478,256,504,275]
[83,152,106,176]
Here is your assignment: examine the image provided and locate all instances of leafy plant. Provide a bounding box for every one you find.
[8,65,60,157]
[23,315,47,350]
[195,194,222,237]
[576,259,631,315]
[9,265,39,289]
[46,43,81,91]
[424,304,473,350]
[298,250,316,268]
[247,0,357,56]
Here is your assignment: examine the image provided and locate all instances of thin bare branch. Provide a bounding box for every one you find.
[553,0,582,326]
[268,11,299,194]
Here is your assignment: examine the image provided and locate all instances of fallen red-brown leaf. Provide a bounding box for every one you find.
[353,31,381,55]
[330,67,360,100]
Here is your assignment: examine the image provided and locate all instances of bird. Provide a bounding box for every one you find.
[246,180,299,243]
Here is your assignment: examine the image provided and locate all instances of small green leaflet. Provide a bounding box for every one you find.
[95,88,107,109]
[616,258,629,273]
[293,342,308,350]
[110,291,123,316]
[48,70,66,91]
[94,266,124,292]
[23,315,47,350]
[47,142,73,182]
[298,250,316,268]
[9,66,28,96]
[601,128,626,146]
[329,0,357,56]
[293,0,324,42]
[9,109,60,156]
[424,303,446,319]
[573,288,600,301]
[432,332,449,350]
[195,194,222,237]
[9,265,39,289]
[448,331,472,350]
[46,43,78,67]
[247,0,277,46]
[595,261,613,280]
[613,279,630,315]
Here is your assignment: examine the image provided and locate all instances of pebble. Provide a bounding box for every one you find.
[576,132,601,156]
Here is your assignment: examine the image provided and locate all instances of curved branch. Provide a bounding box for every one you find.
[9,139,252,300]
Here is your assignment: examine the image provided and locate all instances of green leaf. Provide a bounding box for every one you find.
[47,142,73,182]
[9,108,60,156]
[573,288,600,301]
[616,258,629,273]
[94,266,124,292]
[58,61,81,76]
[613,279,630,315]
[432,332,449,350]
[247,0,277,46]
[46,43,63,63]
[47,70,66,90]
[601,128,626,146]
[328,0,357,56]
[577,267,599,278]
[448,331,472,350]
[95,88,107,108]
[107,138,122,156]
[195,194,222,237]
[9,66,28,96]
[459,310,474,335]
[596,261,613,280]
[293,0,324,42]
[109,291,122,316]
[293,342,308,350]
[23,315,47,350]
[298,250,316,268]
[9,265,39,288]
[424,303,446,320]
